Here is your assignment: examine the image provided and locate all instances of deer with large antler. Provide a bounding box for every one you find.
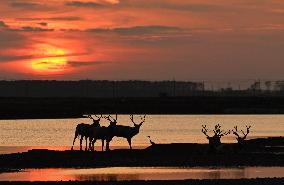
[71,114,102,151]
[201,124,230,148]
[231,125,251,147]
[105,114,146,150]
[88,114,118,152]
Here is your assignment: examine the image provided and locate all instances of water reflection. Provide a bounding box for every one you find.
[76,174,140,181]
[0,167,283,181]
[1,115,284,150]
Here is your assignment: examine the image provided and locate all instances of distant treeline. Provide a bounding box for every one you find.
[0,80,284,98]
[1,96,284,119]
[0,80,204,98]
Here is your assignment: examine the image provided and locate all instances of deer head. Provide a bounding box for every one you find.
[232,125,251,142]
[85,114,102,125]
[104,114,118,126]
[201,124,230,146]
[202,124,230,138]
[130,115,146,129]
[213,124,230,138]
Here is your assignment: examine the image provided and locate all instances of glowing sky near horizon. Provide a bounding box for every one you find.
[0,0,284,80]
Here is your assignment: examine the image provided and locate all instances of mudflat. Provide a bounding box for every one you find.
[0,137,283,169]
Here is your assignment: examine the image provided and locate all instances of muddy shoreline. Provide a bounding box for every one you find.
[0,137,283,169]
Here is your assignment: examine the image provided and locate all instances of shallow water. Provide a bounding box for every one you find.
[0,167,283,181]
[0,115,283,154]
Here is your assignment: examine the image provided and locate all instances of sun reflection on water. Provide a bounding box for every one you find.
[0,167,283,181]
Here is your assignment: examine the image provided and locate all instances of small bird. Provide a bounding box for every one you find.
[147,136,156,145]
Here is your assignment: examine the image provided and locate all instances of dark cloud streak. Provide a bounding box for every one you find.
[0,52,88,63]
[10,2,41,8]
[17,16,83,21]
[118,0,236,12]
[68,61,105,67]
[9,26,54,32]
[86,25,182,35]
[38,22,48,27]
[0,21,8,28]
[65,1,103,8]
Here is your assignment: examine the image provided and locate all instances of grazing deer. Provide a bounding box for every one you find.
[71,114,102,151]
[106,114,146,150]
[231,125,251,147]
[201,124,230,149]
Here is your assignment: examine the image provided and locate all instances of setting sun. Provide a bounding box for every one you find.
[31,45,67,73]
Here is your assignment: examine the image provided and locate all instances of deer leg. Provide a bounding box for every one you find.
[88,138,92,151]
[127,138,132,150]
[71,132,78,150]
[85,137,88,151]
[102,140,105,151]
[106,141,109,151]
[92,139,97,151]
[79,136,83,151]
[106,138,111,151]
[106,137,112,151]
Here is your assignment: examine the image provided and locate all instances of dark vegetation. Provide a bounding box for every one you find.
[1,96,284,119]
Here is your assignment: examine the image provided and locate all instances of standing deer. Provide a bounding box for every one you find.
[201,124,230,150]
[88,126,113,152]
[231,125,251,147]
[71,114,102,151]
[89,114,118,152]
[106,114,146,150]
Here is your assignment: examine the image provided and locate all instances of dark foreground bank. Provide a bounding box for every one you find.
[0,178,284,185]
[1,96,284,119]
[1,137,283,169]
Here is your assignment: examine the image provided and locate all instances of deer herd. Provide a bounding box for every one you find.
[71,114,146,151]
[71,114,251,152]
[201,124,251,151]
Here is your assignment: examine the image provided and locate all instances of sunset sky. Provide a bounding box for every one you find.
[0,0,284,81]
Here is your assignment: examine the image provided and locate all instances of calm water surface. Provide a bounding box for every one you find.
[0,167,283,181]
[0,115,283,153]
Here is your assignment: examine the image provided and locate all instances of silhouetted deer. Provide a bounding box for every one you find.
[88,125,113,151]
[88,114,118,152]
[106,114,146,150]
[104,114,118,126]
[201,124,230,151]
[71,114,102,151]
[232,125,251,148]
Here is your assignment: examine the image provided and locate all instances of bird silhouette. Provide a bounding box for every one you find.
[147,136,156,145]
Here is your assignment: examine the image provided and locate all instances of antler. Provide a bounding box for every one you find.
[214,124,230,136]
[139,115,146,124]
[130,114,134,123]
[104,114,118,122]
[86,114,94,121]
[232,126,240,138]
[201,125,210,137]
[130,115,146,125]
[86,114,102,122]
[241,125,251,139]
[93,114,103,119]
